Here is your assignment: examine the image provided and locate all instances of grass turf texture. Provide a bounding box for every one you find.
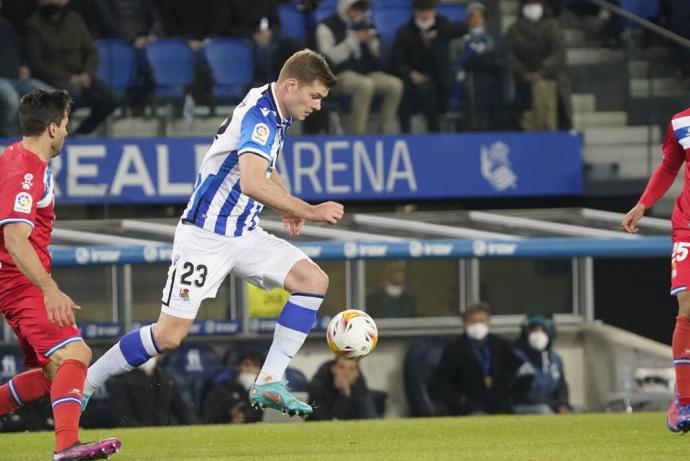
[2,413,688,460]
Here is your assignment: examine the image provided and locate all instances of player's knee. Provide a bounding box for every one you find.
[154,328,186,351]
[303,265,329,294]
[55,341,92,367]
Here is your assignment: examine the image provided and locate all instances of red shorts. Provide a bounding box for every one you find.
[0,277,82,368]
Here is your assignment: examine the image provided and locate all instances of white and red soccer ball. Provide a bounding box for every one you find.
[326,309,378,360]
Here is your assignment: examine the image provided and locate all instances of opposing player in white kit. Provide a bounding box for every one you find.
[82,50,342,416]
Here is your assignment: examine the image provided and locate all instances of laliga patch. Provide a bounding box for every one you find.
[14,192,32,214]
[251,123,270,145]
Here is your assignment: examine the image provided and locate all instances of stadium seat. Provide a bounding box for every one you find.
[163,343,222,414]
[620,0,660,20]
[95,39,137,97]
[0,345,24,385]
[437,3,466,22]
[313,0,338,23]
[279,4,307,43]
[371,0,411,9]
[403,338,449,417]
[203,38,254,104]
[372,7,412,47]
[145,39,195,101]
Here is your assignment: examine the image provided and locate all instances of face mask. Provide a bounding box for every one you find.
[470,26,485,36]
[39,4,63,19]
[384,284,404,298]
[466,322,489,341]
[522,4,544,22]
[138,357,157,375]
[528,331,550,351]
[415,18,435,31]
[237,372,257,391]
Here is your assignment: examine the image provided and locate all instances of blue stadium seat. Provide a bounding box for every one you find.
[371,0,411,9]
[437,3,466,22]
[620,0,660,20]
[372,7,412,47]
[163,343,222,413]
[403,338,448,417]
[203,38,254,103]
[0,345,24,385]
[313,0,338,23]
[279,4,307,42]
[145,39,195,101]
[95,39,136,97]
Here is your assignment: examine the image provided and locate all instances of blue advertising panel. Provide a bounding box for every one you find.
[1,132,582,204]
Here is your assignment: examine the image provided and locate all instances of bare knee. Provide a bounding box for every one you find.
[285,260,329,295]
[48,340,92,373]
[679,292,690,319]
[153,322,188,351]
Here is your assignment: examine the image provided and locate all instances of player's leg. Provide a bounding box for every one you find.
[669,291,690,431]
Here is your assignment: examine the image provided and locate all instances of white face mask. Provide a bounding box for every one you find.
[237,372,258,391]
[385,284,404,298]
[415,18,435,31]
[522,4,544,22]
[528,331,550,351]
[466,322,489,341]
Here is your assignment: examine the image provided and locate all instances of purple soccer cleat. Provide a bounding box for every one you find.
[53,438,122,461]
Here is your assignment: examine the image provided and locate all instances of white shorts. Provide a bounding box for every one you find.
[160,222,310,319]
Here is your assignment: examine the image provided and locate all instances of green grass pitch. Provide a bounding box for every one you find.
[2,413,689,460]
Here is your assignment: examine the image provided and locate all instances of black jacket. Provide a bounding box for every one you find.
[109,367,194,427]
[200,379,263,424]
[0,18,23,79]
[431,333,531,415]
[225,0,281,40]
[94,0,163,41]
[390,14,465,96]
[308,360,374,421]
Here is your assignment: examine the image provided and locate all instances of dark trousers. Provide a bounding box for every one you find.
[398,78,442,133]
[58,77,118,134]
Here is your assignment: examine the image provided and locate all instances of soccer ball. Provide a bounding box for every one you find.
[326,309,378,360]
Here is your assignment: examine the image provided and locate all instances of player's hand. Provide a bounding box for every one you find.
[621,203,646,234]
[310,201,344,224]
[283,215,305,236]
[44,285,81,327]
[410,70,428,84]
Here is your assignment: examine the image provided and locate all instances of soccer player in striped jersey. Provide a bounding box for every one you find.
[623,108,690,432]
[84,50,342,417]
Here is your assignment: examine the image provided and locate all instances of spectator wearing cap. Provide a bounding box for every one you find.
[513,314,572,414]
[430,303,532,415]
[389,0,465,133]
[316,0,403,134]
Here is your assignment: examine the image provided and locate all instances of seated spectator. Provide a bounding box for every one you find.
[513,314,572,414]
[316,0,403,133]
[430,302,532,415]
[200,350,264,424]
[390,0,465,133]
[94,0,162,49]
[366,261,417,318]
[505,0,571,131]
[456,2,505,131]
[109,356,195,427]
[24,0,118,135]
[0,13,50,136]
[308,356,377,420]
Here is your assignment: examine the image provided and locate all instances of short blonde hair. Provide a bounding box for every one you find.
[278,49,337,89]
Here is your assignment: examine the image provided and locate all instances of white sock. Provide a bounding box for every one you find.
[84,324,161,394]
[257,293,323,384]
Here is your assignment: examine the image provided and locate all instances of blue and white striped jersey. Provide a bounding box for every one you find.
[181,83,292,236]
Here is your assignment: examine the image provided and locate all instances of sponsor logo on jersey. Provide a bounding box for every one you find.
[251,123,270,145]
[14,192,32,213]
[260,107,271,117]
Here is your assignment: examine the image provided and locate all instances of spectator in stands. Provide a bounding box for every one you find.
[316,0,403,133]
[366,261,417,318]
[94,0,163,48]
[505,0,571,131]
[430,302,532,415]
[513,314,572,414]
[154,0,229,51]
[109,356,195,427]
[200,350,264,424]
[390,0,465,133]
[667,0,690,77]
[0,13,51,136]
[308,356,377,420]
[24,0,118,135]
[456,2,505,131]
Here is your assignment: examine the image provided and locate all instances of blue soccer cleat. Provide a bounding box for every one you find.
[81,393,92,413]
[667,394,690,433]
[249,380,313,417]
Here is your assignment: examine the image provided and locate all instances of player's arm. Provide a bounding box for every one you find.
[269,170,305,236]
[3,222,80,327]
[239,153,343,224]
[622,122,685,233]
